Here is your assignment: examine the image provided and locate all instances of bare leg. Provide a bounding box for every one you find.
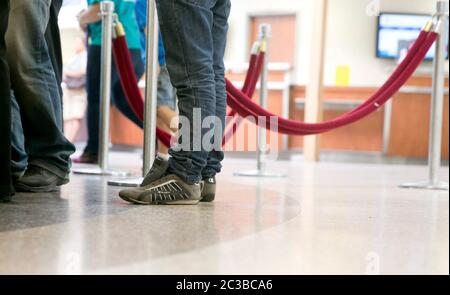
[157,106,178,156]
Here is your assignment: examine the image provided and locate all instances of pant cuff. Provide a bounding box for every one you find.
[29,159,70,179]
[201,171,217,179]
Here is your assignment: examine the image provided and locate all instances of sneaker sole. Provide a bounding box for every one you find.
[119,194,200,206]
[119,190,201,205]
[15,178,70,193]
[118,194,134,203]
[119,175,202,205]
[162,200,200,205]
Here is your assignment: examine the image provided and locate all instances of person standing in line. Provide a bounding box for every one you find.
[75,0,145,164]
[6,0,76,193]
[119,0,231,205]
[10,0,69,184]
[0,0,12,202]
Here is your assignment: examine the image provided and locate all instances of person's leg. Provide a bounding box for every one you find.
[111,48,145,128]
[84,45,102,155]
[156,65,177,113]
[6,0,75,186]
[119,0,220,204]
[157,117,171,156]
[45,0,63,99]
[10,0,63,176]
[157,106,178,132]
[195,0,231,202]
[156,0,217,185]
[0,0,12,200]
[202,0,231,180]
[10,93,28,176]
[156,65,178,156]
[156,107,178,156]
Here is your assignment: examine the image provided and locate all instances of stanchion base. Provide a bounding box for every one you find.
[72,166,131,177]
[234,170,286,178]
[108,177,144,187]
[399,181,449,191]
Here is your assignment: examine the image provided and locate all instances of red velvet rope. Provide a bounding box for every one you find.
[226,53,258,119]
[226,31,437,135]
[227,33,437,135]
[113,36,172,146]
[226,30,428,132]
[223,52,265,145]
[112,28,436,143]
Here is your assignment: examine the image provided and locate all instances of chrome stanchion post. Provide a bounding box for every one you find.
[400,1,449,191]
[382,99,393,155]
[108,0,159,187]
[143,0,159,176]
[73,1,130,176]
[235,24,286,178]
[428,6,448,189]
[98,1,114,172]
[257,25,270,174]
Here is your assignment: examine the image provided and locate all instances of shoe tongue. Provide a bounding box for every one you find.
[153,157,169,171]
[154,157,165,166]
[141,157,170,187]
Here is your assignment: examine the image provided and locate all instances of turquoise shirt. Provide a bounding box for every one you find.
[87,0,141,49]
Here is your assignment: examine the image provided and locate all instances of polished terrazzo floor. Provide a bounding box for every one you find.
[0,152,448,275]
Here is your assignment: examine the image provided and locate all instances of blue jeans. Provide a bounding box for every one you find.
[85,45,145,154]
[0,0,12,196]
[6,0,75,178]
[157,65,176,110]
[10,94,27,174]
[156,0,231,184]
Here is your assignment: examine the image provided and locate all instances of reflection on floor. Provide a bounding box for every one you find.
[0,151,448,275]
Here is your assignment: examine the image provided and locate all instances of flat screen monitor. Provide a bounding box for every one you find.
[376,13,449,61]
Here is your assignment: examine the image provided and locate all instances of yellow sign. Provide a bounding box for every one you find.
[335,65,351,87]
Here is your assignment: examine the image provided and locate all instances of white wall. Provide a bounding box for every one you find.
[226,0,448,87]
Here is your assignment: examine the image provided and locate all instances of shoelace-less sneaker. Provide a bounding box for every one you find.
[201,176,216,202]
[119,174,202,205]
[138,156,215,202]
[119,156,170,203]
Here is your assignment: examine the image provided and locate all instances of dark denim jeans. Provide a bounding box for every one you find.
[0,0,12,196]
[46,0,63,95]
[156,0,231,184]
[6,0,75,178]
[10,0,64,175]
[10,95,27,174]
[85,45,145,154]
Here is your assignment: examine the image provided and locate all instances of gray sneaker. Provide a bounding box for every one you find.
[15,165,69,193]
[119,174,202,205]
[201,176,216,202]
[119,156,170,204]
